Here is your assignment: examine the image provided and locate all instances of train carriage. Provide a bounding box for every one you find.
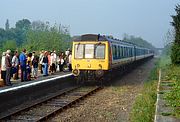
[72,34,154,83]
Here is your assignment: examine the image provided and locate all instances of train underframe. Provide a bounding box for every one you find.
[74,55,154,85]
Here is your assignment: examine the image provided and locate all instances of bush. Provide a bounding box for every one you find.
[164,65,180,118]
[171,43,180,65]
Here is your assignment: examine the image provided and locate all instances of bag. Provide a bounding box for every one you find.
[26,65,31,73]
[11,67,17,74]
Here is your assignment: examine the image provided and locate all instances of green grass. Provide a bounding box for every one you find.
[159,55,171,68]
[158,55,180,118]
[163,65,180,118]
[130,55,180,121]
[130,62,158,122]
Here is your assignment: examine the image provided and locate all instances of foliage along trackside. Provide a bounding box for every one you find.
[171,4,180,65]
[130,60,159,122]
[163,64,180,118]
[0,19,71,57]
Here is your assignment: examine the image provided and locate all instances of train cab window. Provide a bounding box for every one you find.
[75,44,84,59]
[85,44,94,58]
[95,44,105,59]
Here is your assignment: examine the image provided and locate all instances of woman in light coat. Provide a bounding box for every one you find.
[1,52,6,83]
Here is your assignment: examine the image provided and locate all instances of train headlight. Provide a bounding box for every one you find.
[95,70,104,78]
[77,64,80,67]
[72,69,80,76]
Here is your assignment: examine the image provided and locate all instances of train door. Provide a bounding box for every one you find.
[108,42,112,69]
[134,46,136,61]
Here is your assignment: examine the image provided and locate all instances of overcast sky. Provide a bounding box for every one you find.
[0,0,179,48]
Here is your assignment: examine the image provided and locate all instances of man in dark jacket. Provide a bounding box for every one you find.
[5,50,12,86]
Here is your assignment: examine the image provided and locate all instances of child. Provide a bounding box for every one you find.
[26,61,31,81]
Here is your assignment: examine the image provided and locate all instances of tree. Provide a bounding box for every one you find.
[5,19,9,30]
[162,29,174,56]
[122,34,155,49]
[15,19,31,46]
[31,20,48,31]
[164,29,175,46]
[15,19,31,30]
[2,40,17,51]
[171,4,180,64]
[24,22,71,52]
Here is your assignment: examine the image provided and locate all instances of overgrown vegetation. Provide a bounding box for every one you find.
[130,61,158,122]
[157,54,180,118]
[171,4,180,65]
[163,64,180,118]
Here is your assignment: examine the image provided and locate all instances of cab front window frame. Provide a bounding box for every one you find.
[74,43,106,59]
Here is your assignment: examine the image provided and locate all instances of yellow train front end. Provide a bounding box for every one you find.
[72,40,110,82]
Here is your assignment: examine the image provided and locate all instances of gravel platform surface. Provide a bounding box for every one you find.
[49,59,156,122]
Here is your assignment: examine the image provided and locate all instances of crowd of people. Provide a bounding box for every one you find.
[0,48,72,86]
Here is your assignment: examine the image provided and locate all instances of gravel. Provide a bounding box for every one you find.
[49,58,156,122]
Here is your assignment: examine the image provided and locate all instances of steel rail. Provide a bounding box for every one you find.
[0,86,79,121]
[1,86,102,122]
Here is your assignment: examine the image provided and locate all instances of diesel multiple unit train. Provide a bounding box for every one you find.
[72,34,154,82]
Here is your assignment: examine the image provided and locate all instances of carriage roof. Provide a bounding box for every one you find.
[73,34,151,50]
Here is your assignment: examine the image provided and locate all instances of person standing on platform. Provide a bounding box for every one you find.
[1,52,6,85]
[39,50,44,74]
[58,52,65,72]
[51,52,56,74]
[52,50,57,72]
[68,51,72,71]
[27,53,32,81]
[5,50,12,86]
[65,48,70,56]
[32,54,39,79]
[48,51,52,74]
[19,49,27,82]
[31,51,35,77]
[12,51,19,80]
[42,51,48,76]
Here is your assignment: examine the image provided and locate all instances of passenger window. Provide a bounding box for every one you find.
[121,47,123,58]
[115,45,117,59]
[116,46,119,59]
[118,46,121,58]
[113,45,116,59]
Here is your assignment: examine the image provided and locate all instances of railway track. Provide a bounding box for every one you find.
[1,86,102,121]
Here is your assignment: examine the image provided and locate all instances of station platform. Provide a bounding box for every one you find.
[0,71,74,118]
[0,71,72,92]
